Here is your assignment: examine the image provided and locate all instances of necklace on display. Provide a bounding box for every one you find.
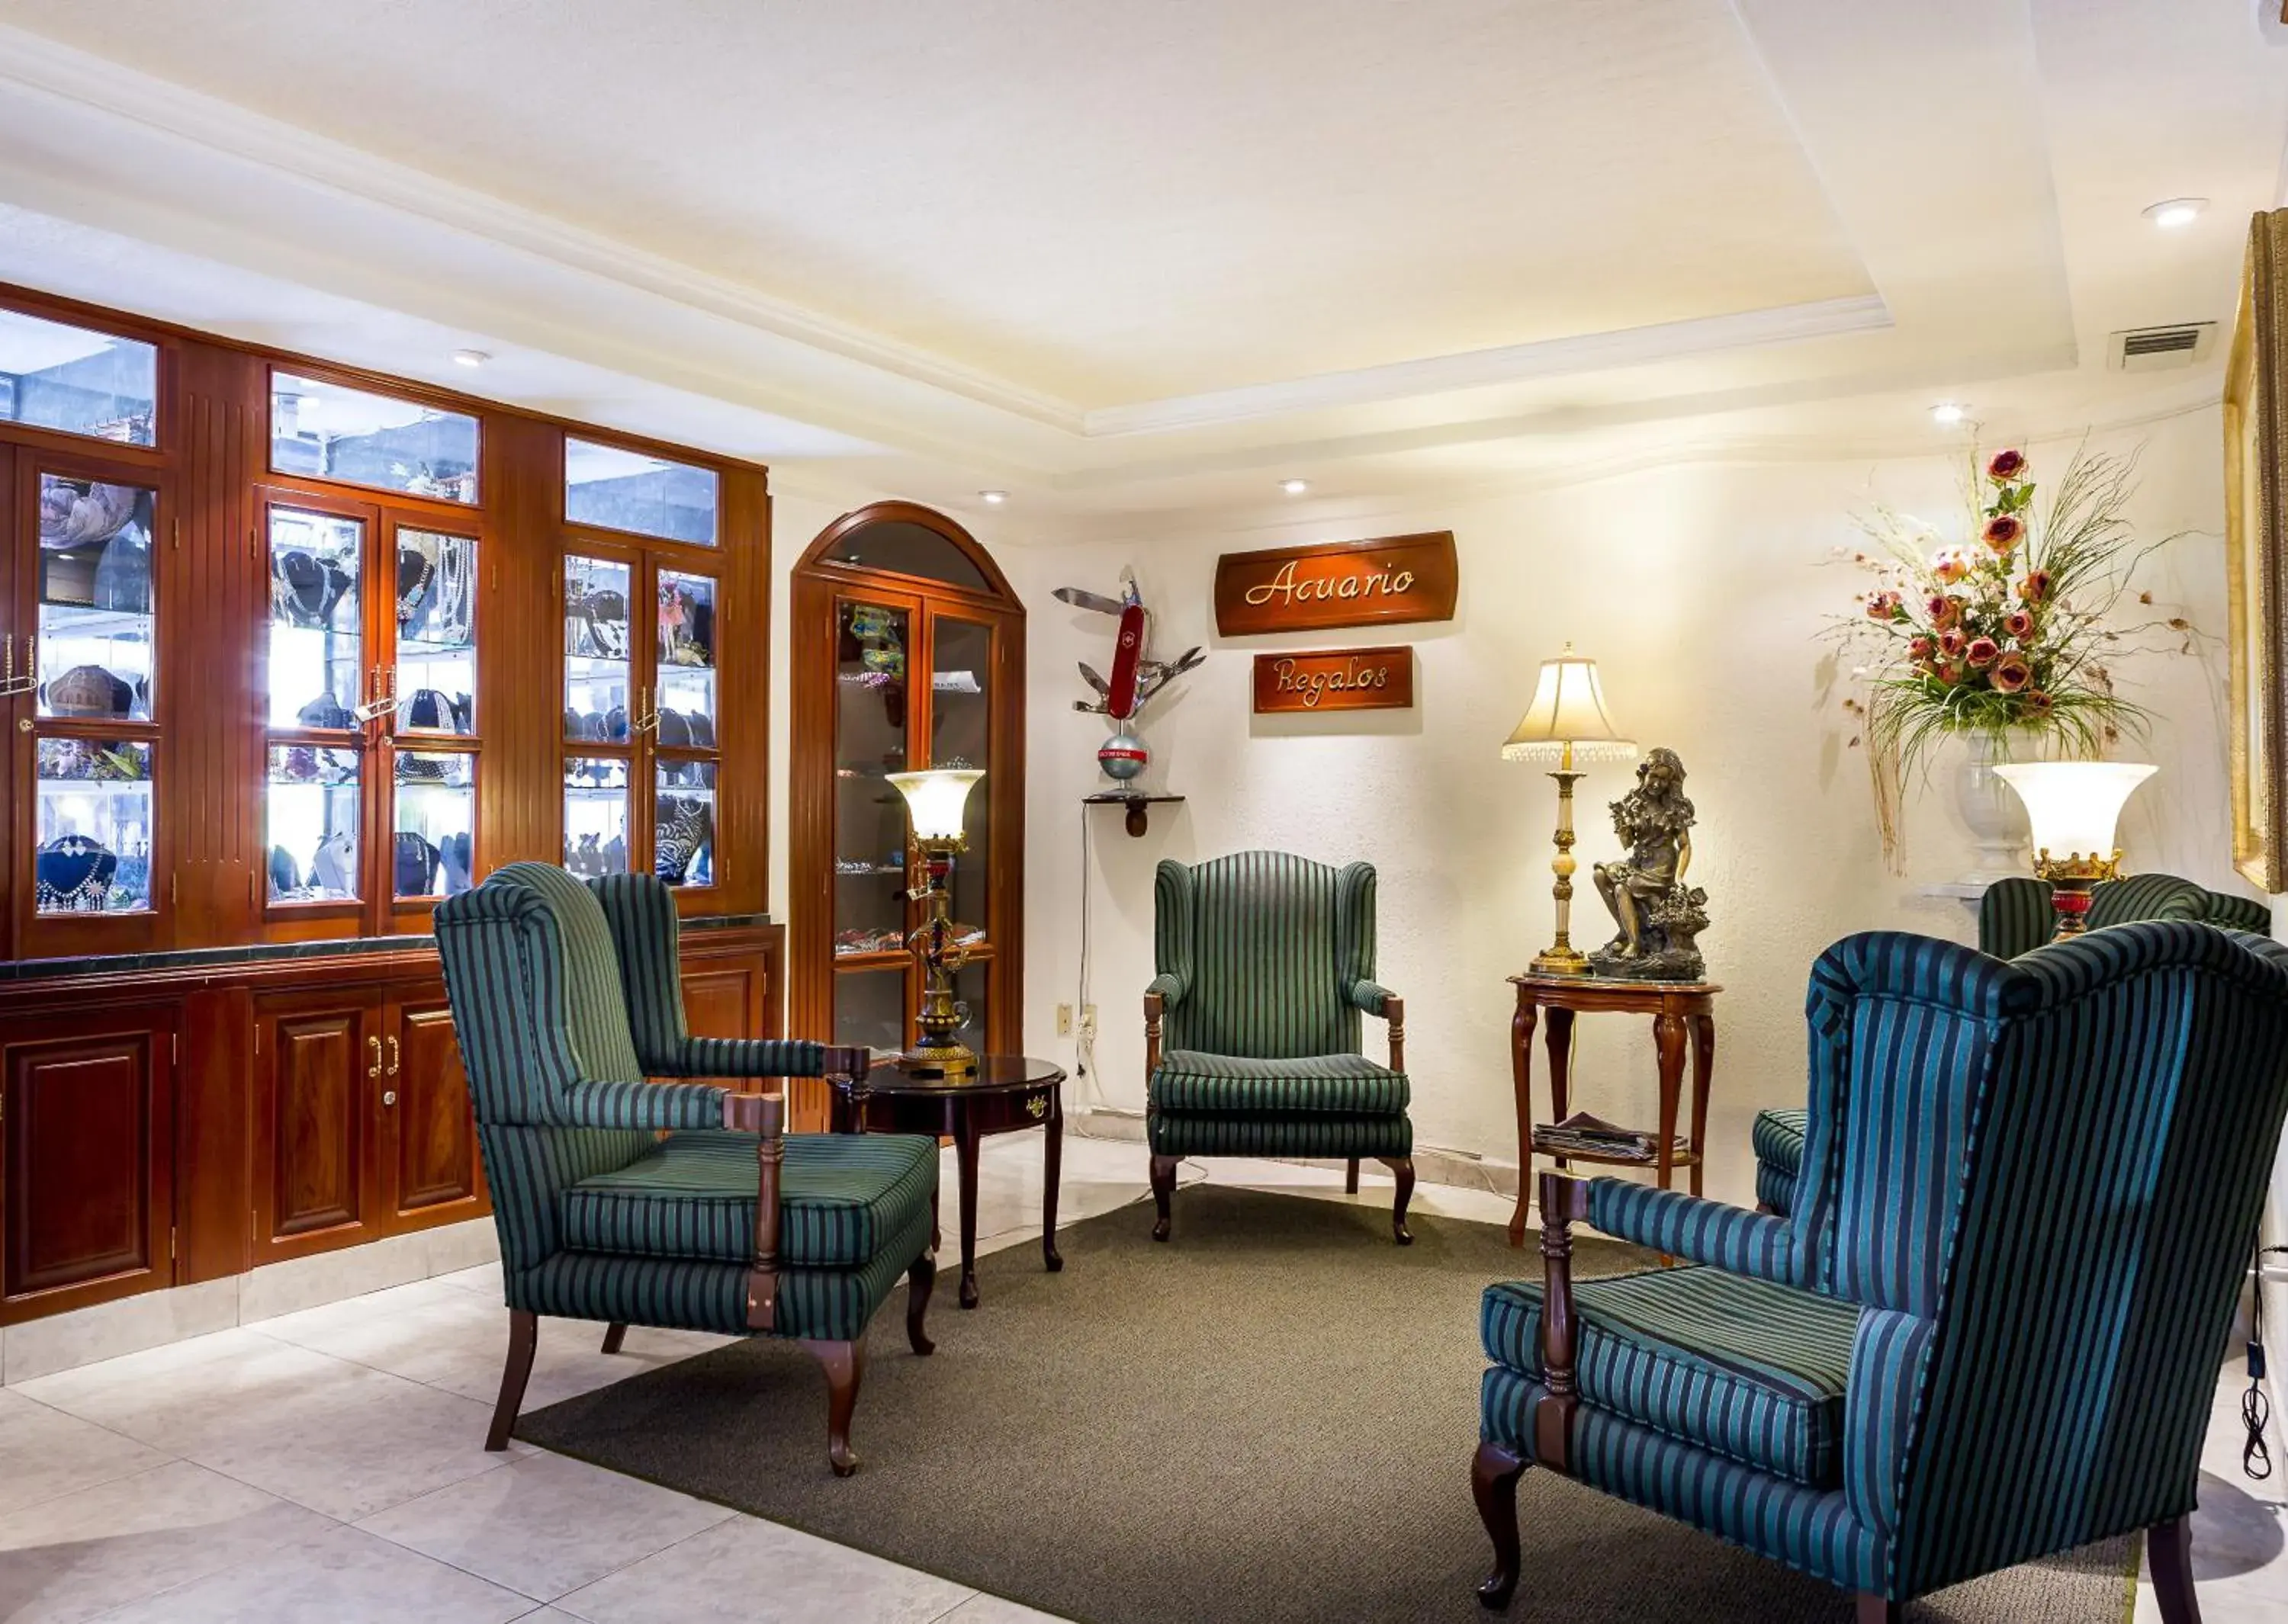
[432,538,473,644]
[272,550,351,630]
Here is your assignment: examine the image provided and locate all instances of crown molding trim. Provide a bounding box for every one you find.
[0,21,1092,434]
[1033,386,2227,547]
[0,21,1914,451]
[1081,294,1894,437]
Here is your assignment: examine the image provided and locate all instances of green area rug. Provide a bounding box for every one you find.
[519,1184,2136,1622]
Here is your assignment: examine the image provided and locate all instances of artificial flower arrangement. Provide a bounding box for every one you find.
[1829,443,2195,859]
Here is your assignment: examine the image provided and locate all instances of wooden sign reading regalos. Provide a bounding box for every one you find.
[1213,531,1458,637]
[1252,647,1414,714]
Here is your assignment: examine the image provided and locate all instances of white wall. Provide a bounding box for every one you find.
[991,408,2246,1205]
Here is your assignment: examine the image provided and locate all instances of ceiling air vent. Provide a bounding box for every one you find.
[2109,322,2216,371]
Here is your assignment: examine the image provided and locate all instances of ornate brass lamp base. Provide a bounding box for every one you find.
[1533,766,1592,976]
[901,1038,979,1080]
[2033,848,2122,937]
[1531,944,1591,977]
[902,832,981,1080]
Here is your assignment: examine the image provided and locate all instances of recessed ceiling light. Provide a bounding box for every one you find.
[979,489,1007,505]
[451,348,490,367]
[1280,478,1309,495]
[2142,198,2208,230]
[1930,402,1968,426]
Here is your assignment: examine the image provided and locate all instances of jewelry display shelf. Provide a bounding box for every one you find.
[1085,791,1184,838]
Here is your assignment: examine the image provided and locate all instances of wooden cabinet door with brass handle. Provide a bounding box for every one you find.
[250,988,388,1265]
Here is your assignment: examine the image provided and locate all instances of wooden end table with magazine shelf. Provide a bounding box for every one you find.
[1505,974,1720,1247]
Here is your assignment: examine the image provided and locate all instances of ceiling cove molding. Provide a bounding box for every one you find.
[0,21,1089,435]
[0,21,1904,451]
[1082,294,1894,438]
[1036,392,2229,550]
[1052,339,2083,491]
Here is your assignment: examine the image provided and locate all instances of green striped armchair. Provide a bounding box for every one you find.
[1144,851,1414,1244]
[1476,922,2288,1621]
[433,862,940,1475]
[1753,873,2274,1216]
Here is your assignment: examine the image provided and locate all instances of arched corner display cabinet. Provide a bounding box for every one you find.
[789,502,1024,1125]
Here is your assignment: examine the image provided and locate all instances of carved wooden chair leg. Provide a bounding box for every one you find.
[1345,1157,1361,1194]
[1382,1155,1416,1244]
[906,1254,937,1356]
[1149,1154,1178,1241]
[486,1309,538,1452]
[1853,1597,1902,1622]
[801,1337,869,1476]
[2147,1514,2201,1624]
[599,1321,628,1355]
[1471,1440,1527,1609]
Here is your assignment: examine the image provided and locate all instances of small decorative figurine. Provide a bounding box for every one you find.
[1054,568,1204,784]
[1589,746,1709,981]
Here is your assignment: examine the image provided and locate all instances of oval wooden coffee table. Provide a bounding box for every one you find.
[827,1054,1065,1309]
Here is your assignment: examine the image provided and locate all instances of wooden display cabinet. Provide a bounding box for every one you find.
[0,278,792,1327]
[789,502,1025,1089]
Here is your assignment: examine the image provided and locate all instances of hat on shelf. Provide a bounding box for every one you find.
[403,688,472,733]
[45,664,133,719]
[297,692,355,729]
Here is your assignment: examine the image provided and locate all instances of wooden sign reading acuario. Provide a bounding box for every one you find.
[1252,647,1415,714]
[1212,531,1458,637]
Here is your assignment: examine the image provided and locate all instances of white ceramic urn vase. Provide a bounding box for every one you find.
[1953,730,2033,885]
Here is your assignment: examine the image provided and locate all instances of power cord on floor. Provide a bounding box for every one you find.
[2246,1242,2288,1480]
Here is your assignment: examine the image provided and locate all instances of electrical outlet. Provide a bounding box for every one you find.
[1056,1003,1073,1036]
[1080,1003,1097,1035]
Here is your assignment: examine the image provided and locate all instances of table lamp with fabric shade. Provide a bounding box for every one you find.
[886,767,984,1077]
[1991,760,2157,936]
[1502,647,1636,976]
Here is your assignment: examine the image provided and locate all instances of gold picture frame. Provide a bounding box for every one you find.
[2228,208,2288,891]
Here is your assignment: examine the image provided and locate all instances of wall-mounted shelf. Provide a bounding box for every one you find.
[1085,791,1184,838]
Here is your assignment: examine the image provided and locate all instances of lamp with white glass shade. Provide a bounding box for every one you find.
[1502,647,1636,975]
[1991,761,2158,936]
[885,769,985,1077]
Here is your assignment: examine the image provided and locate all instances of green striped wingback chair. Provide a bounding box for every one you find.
[1475,922,2288,1622]
[433,862,940,1475]
[1144,850,1415,1243]
[1752,873,2274,1215]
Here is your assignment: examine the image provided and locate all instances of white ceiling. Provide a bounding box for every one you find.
[0,0,1875,409]
[0,0,2279,534]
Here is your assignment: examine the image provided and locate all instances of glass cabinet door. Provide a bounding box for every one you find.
[564,756,630,876]
[652,568,717,889]
[929,613,993,956]
[390,749,474,900]
[388,527,478,907]
[832,598,911,961]
[830,595,915,1048]
[264,504,366,906]
[29,467,159,917]
[563,554,634,869]
[394,529,476,737]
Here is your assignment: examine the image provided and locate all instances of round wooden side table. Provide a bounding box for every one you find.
[827,1054,1065,1308]
[1505,976,1720,1246]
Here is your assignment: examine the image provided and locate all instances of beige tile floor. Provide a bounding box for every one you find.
[0,1133,2281,1622]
